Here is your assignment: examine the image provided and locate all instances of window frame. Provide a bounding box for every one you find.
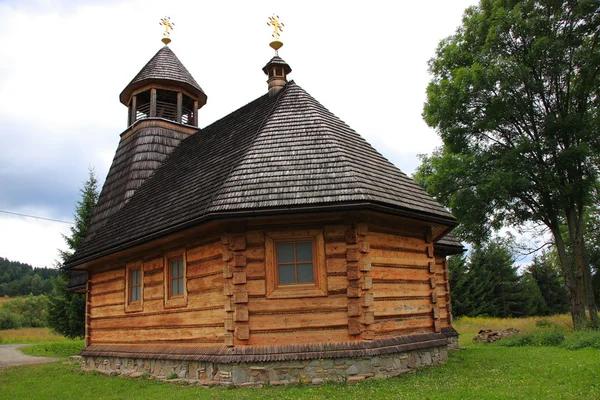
[265,230,327,299]
[164,249,188,308]
[125,261,143,312]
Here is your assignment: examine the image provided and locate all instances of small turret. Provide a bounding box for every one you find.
[263,15,291,96]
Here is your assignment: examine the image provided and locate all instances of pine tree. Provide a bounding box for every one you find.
[47,168,98,339]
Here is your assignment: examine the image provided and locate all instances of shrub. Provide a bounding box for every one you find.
[0,310,22,330]
[500,328,565,347]
[560,331,600,350]
[535,319,555,328]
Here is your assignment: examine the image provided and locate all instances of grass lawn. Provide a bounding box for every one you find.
[0,318,599,399]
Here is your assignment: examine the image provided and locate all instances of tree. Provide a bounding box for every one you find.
[525,253,569,314]
[48,168,99,338]
[419,0,600,329]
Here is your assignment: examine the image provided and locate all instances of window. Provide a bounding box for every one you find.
[164,250,187,308]
[125,261,143,312]
[276,241,315,284]
[265,230,327,298]
[130,268,141,302]
[170,257,184,297]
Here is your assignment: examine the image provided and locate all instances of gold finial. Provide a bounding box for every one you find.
[267,15,284,52]
[160,16,175,45]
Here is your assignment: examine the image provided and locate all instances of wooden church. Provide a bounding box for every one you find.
[66,19,462,385]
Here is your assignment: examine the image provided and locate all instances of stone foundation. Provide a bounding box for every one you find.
[82,345,448,385]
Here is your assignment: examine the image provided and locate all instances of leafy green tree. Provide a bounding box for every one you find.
[419,0,600,329]
[48,168,98,339]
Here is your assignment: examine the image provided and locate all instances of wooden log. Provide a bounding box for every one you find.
[91,269,124,284]
[230,236,246,251]
[324,225,347,239]
[90,308,224,330]
[186,241,222,263]
[246,279,266,296]
[245,231,265,246]
[429,261,436,274]
[371,267,431,281]
[363,311,374,325]
[233,290,248,304]
[187,275,224,293]
[246,262,265,278]
[345,227,358,244]
[359,258,372,272]
[326,258,347,274]
[247,328,351,346]
[233,254,247,267]
[224,316,234,331]
[347,263,359,280]
[368,232,427,252]
[249,311,348,331]
[90,326,224,343]
[327,275,348,292]
[362,293,374,307]
[372,318,433,333]
[348,302,361,317]
[348,319,361,335]
[374,299,432,317]
[362,276,373,290]
[356,223,368,236]
[346,249,359,262]
[370,255,429,267]
[234,305,248,322]
[235,325,250,340]
[325,242,346,257]
[233,271,247,285]
[358,241,370,253]
[248,295,347,314]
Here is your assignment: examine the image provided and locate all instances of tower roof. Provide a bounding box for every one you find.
[119,46,206,105]
[262,55,292,74]
[68,82,456,267]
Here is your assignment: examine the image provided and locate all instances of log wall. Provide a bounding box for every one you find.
[88,237,225,346]
[368,225,439,338]
[85,214,453,349]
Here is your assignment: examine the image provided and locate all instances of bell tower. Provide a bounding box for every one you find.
[85,19,207,240]
[119,18,207,128]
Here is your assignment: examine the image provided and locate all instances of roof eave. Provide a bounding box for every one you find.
[65,201,457,269]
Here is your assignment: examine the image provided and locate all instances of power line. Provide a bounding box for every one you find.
[0,210,74,225]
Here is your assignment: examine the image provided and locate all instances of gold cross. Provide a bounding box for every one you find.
[160,17,175,38]
[267,15,284,40]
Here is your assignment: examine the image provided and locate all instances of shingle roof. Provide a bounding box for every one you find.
[85,123,192,240]
[68,82,456,266]
[119,46,206,105]
[262,56,292,74]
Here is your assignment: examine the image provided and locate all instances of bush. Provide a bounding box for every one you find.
[500,328,565,347]
[0,310,22,330]
[535,319,555,328]
[560,331,600,350]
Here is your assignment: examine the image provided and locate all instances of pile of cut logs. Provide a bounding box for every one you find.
[473,328,520,343]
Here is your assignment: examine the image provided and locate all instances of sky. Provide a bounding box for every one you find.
[0,0,479,268]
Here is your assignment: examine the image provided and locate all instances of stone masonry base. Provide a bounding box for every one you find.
[82,345,449,386]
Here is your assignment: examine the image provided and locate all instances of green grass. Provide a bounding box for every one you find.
[20,340,85,358]
[0,328,72,344]
[1,318,599,399]
[0,346,598,399]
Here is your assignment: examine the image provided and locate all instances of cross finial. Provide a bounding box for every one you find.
[267,15,284,40]
[267,15,284,52]
[160,17,175,45]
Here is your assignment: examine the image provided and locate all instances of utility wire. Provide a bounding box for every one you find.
[0,210,74,224]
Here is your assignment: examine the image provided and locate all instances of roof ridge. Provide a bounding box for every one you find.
[202,87,288,215]
[309,93,371,200]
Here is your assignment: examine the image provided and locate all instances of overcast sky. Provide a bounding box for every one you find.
[0,0,478,268]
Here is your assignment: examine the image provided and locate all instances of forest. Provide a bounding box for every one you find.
[0,257,57,297]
